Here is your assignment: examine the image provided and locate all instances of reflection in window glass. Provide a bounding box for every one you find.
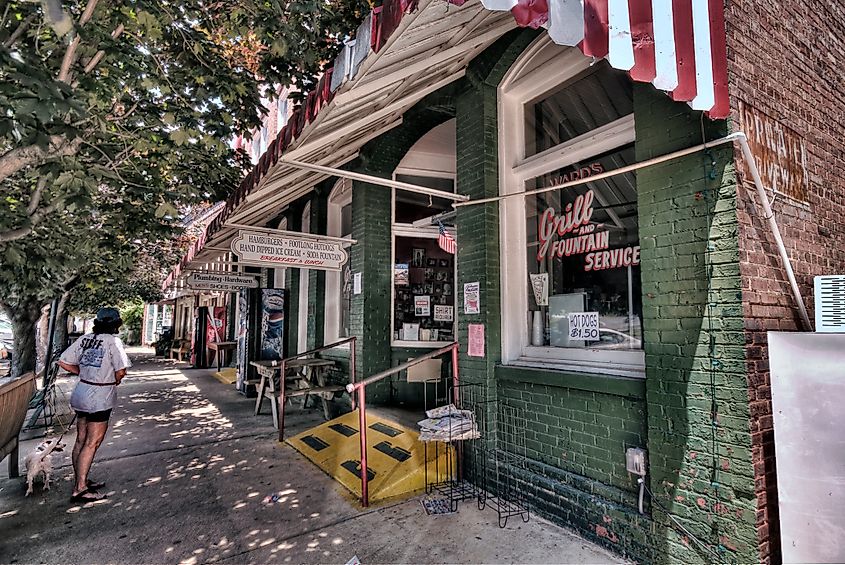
[525,61,633,157]
[525,144,642,350]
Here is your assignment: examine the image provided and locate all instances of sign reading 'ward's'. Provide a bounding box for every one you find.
[230,230,348,271]
[187,273,259,291]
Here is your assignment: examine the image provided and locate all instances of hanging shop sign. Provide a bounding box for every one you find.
[433,305,454,322]
[230,230,348,271]
[187,272,259,291]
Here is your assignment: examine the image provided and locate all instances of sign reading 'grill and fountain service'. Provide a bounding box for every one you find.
[230,230,348,271]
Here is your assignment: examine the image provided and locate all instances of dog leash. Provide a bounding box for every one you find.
[38,413,78,463]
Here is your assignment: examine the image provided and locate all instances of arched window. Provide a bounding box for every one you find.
[499,36,643,377]
[391,119,457,347]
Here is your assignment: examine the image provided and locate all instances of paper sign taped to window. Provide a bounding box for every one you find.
[568,312,599,341]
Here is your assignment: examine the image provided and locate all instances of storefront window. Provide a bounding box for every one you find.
[525,144,642,351]
[499,37,643,376]
[393,176,455,224]
[393,236,455,343]
[525,61,633,157]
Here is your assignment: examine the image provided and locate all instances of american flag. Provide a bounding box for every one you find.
[438,222,456,255]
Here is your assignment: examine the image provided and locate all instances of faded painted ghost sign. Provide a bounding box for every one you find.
[739,102,808,201]
[231,230,348,271]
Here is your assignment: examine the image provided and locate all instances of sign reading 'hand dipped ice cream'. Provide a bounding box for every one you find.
[230,230,348,271]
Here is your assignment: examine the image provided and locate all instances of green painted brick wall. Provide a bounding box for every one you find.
[635,84,757,564]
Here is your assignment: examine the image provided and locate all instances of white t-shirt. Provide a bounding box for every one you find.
[61,333,132,413]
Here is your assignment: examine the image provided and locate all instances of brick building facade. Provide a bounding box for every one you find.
[167,1,845,563]
[726,1,845,562]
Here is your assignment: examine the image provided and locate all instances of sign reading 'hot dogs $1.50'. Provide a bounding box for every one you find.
[230,230,348,272]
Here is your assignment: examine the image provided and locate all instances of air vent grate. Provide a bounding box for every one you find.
[814,276,845,332]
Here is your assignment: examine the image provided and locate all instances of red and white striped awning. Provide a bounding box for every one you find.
[458,0,728,118]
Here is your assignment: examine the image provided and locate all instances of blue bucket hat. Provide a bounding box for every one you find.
[95,307,122,324]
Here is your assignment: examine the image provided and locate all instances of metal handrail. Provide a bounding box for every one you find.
[270,336,357,442]
[346,342,460,507]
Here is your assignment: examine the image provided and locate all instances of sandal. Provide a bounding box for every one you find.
[87,479,106,490]
[70,489,106,503]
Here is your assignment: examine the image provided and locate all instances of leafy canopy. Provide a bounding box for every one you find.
[0,0,370,308]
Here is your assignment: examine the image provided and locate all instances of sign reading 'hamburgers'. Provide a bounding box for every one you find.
[230,230,348,272]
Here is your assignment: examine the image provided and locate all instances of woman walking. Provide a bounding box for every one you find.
[58,307,131,502]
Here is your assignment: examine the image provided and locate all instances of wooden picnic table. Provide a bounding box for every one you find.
[250,358,343,431]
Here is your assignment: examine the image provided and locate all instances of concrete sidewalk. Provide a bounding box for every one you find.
[0,351,621,564]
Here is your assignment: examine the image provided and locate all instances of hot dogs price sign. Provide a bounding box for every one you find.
[231,230,348,272]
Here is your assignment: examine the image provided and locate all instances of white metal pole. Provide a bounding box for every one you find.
[281,159,470,202]
[735,133,812,330]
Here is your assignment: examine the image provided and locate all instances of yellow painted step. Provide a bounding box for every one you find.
[287,410,452,504]
[212,368,237,385]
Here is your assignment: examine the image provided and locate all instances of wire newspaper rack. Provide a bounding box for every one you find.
[423,382,529,527]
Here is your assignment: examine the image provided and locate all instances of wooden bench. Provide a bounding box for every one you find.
[170,339,190,361]
[0,372,37,478]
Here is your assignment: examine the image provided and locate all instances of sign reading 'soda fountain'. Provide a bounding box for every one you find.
[230,230,348,271]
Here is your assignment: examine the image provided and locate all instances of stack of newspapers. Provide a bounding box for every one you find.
[418,404,480,442]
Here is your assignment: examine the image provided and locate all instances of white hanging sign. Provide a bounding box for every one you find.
[187,272,259,291]
[231,230,348,272]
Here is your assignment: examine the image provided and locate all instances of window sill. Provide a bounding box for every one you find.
[496,364,646,399]
[392,341,453,349]
[519,347,645,378]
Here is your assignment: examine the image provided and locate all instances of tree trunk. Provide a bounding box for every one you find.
[3,299,43,378]
[50,291,71,367]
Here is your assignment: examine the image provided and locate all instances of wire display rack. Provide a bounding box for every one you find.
[485,399,530,527]
[423,382,529,527]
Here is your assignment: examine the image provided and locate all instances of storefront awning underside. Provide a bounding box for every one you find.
[171,1,516,280]
[168,0,731,287]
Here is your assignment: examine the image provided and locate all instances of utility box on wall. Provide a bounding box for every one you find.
[814,275,845,332]
[769,332,845,564]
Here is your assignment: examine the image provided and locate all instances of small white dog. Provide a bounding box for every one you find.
[24,438,65,496]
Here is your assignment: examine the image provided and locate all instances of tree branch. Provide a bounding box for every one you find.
[0,136,81,183]
[57,0,100,83]
[80,23,125,76]
[79,0,99,26]
[0,198,59,243]
[3,13,37,48]
[26,177,48,215]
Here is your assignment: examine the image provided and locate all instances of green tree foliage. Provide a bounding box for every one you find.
[0,0,371,376]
